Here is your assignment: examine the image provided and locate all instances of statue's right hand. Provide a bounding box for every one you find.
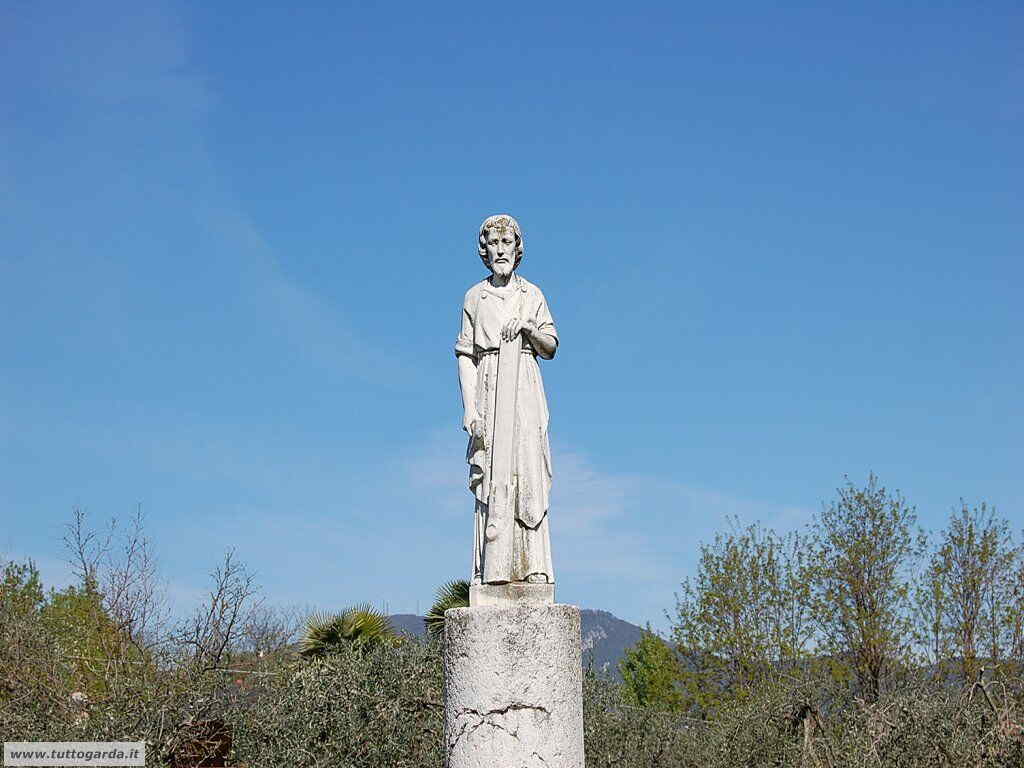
[463,411,484,442]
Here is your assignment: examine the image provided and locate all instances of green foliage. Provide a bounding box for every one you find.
[667,477,1021,717]
[587,663,1024,767]
[424,579,470,638]
[298,604,395,658]
[583,669,694,765]
[229,639,444,767]
[1010,555,1024,670]
[913,550,950,668]
[1,559,68,721]
[930,501,1018,683]
[807,474,925,700]
[2,557,142,702]
[618,628,684,712]
[672,521,812,713]
[41,582,130,698]
[1,559,44,618]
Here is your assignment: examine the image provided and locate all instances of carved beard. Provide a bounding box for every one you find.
[490,258,513,277]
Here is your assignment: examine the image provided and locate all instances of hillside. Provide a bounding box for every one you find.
[390,608,645,680]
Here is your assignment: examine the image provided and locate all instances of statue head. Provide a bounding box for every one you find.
[478,214,523,277]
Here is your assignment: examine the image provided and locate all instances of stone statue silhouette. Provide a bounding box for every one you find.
[454,215,559,601]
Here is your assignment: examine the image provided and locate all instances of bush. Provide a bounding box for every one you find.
[5,589,1023,768]
[228,639,444,768]
[585,665,1024,767]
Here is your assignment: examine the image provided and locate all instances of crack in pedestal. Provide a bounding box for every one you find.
[448,702,551,752]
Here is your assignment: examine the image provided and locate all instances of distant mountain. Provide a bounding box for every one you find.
[390,613,429,638]
[578,609,645,679]
[389,608,645,681]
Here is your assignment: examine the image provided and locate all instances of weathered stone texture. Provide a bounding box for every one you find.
[443,603,584,768]
[469,582,554,608]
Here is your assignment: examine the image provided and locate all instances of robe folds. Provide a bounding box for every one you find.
[455,273,558,584]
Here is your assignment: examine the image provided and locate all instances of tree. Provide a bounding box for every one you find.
[424,579,470,638]
[63,506,170,658]
[175,549,262,671]
[0,559,63,716]
[1,558,44,618]
[933,502,1016,682]
[619,628,684,712]
[912,554,950,671]
[1008,550,1024,671]
[41,582,126,699]
[671,521,812,712]
[808,474,924,701]
[239,603,307,660]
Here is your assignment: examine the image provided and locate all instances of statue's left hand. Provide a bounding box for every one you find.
[500,316,523,342]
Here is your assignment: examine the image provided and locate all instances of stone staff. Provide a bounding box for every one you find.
[482,285,524,582]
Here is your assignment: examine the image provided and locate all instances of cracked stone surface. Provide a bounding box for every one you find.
[444,603,583,768]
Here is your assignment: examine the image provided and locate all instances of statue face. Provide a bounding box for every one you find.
[484,226,516,278]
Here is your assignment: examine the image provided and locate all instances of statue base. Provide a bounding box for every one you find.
[443,603,584,768]
[469,582,554,607]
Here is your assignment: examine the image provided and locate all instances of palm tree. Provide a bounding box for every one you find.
[299,604,395,658]
[424,579,470,638]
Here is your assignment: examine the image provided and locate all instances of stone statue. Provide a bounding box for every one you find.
[455,214,559,600]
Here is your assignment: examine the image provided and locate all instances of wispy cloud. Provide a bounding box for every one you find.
[198,206,412,386]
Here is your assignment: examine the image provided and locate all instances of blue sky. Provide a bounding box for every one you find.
[2,0,1021,629]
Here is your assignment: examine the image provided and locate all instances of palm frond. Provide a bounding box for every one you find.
[424,579,470,638]
[299,604,395,658]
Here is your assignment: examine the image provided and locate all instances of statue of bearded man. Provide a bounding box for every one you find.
[455,214,559,590]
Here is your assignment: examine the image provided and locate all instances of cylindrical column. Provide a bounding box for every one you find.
[443,603,584,768]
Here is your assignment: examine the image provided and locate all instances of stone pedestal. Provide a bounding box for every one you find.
[469,582,554,607]
[443,603,584,768]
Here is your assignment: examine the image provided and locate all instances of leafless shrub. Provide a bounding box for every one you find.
[239,603,307,660]
[64,506,171,658]
[171,549,261,673]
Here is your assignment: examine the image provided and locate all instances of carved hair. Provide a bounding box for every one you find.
[478,214,523,270]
